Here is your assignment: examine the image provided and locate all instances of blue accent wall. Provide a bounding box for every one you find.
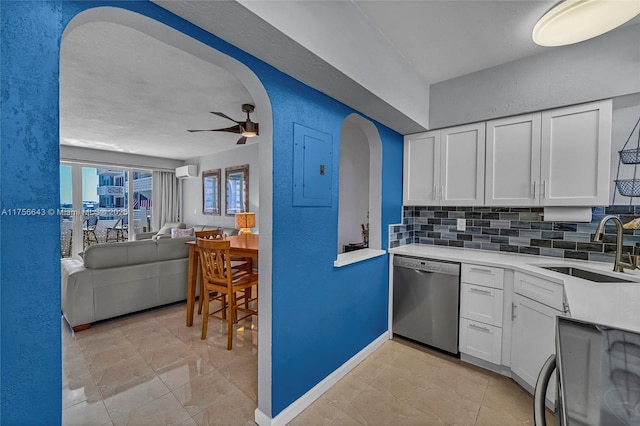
[0,1,403,422]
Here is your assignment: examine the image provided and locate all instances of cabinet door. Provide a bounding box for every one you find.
[485,114,541,206]
[440,123,486,205]
[540,100,612,206]
[403,131,440,205]
[511,293,562,402]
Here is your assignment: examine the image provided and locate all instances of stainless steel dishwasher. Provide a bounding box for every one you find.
[392,255,461,355]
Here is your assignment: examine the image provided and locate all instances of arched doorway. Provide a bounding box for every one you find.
[60,6,273,421]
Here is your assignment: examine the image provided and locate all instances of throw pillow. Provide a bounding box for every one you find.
[171,227,194,238]
[158,221,186,236]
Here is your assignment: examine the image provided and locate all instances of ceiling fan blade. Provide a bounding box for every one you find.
[236,136,247,145]
[210,111,239,123]
[187,125,242,134]
[215,125,242,134]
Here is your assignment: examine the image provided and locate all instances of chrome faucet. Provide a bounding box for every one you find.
[593,214,639,272]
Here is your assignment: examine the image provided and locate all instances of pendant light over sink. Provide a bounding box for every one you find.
[532,0,640,46]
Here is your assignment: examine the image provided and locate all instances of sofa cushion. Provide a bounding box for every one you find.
[156,236,192,261]
[220,227,239,236]
[83,240,157,269]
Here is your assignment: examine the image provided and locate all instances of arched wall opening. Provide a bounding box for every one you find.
[336,114,383,264]
[61,5,274,417]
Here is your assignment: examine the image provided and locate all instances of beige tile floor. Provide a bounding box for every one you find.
[63,302,551,425]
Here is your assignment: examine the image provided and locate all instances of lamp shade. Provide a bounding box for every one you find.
[235,212,256,232]
[532,0,640,47]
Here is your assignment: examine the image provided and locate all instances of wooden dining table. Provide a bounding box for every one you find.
[185,233,259,327]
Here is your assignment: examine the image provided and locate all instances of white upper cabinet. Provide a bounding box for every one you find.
[485,100,612,206]
[485,114,542,206]
[403,123,485,206]
[541,100,612,206]
[440,123,486,206]
[403,130,440,205]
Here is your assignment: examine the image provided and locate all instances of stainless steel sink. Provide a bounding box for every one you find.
[540,266,635,283]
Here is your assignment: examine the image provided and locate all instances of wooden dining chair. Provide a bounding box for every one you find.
[194,229,251,314]
[195,229,224,240]
[197,238,258,349]
[195,230,224,315]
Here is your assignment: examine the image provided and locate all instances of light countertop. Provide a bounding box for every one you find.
[389,244,640,333]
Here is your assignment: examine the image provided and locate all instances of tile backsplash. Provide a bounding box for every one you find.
[389,206,640,262]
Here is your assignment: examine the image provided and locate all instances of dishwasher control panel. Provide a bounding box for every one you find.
[393,255,460,275]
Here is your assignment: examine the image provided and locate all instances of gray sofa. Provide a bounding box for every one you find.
[61,237,192,330]
[61,223,241,330]
[133,222,239,241]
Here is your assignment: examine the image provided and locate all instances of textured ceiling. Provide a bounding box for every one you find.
[60,21,255,160]
[61,2,640,160]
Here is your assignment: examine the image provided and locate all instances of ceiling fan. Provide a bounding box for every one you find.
[188,103,259,145]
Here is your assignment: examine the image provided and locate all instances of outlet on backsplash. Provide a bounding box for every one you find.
[457,218,466,232]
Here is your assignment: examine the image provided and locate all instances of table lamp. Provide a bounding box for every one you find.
[235,212,256,235]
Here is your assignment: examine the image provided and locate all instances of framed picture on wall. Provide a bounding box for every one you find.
[202,169,221,215]
[225,164,249,216]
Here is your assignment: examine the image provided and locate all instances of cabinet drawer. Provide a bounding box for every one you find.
[460,283,504,327]
[514,271,564,311]
[459,318,502,364]
[461,264,504,289]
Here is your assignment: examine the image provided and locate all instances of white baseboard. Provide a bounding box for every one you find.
[254,332,389,426]
[460,353,511,377]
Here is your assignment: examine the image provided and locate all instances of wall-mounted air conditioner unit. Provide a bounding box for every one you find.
[175,165,198,179]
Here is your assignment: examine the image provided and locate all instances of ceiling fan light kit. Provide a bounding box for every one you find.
[241,121,258,137]
[188,103,259,144]
[532,0,640,47]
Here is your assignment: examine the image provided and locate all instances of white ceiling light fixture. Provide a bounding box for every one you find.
[533,0,640,47]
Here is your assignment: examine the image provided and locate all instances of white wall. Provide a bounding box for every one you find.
[235,0,430,133]
[182,143,260,231]
[338,121,370,251]
[430,23,640,129]
[611,94,640,205]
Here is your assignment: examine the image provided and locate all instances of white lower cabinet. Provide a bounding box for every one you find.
[459,264,504,364]
[511,271,567,403]
[459,318,502,364]
[511,292,565,402]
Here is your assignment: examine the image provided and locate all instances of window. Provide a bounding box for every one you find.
[60,165,73,258]
[60,163,153,256]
